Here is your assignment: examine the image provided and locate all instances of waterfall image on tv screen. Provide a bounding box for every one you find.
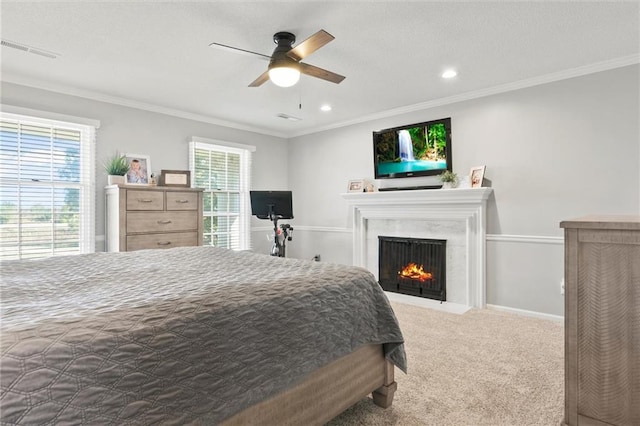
[373,117,451,179]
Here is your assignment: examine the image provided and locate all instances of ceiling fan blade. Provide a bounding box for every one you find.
[248,70,270,87]
[299,62,345,84]
[286,30,334,62]
[209,42,271,60]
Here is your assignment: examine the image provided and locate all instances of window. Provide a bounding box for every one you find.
[0,109,97,260]
[189,137,254,250]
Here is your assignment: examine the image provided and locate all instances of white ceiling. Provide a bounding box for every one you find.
[1,1,638,138]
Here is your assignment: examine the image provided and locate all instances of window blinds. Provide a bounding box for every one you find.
[0,112,96,260]
[189,138,254,251]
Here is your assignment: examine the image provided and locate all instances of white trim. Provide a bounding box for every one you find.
[385,292,471,315]
[3,55,637,139]
[1,73,286,138]
[0,104,100,128]
[250,225,351,233]
[288,54,640,137]
[287,225,351,233]
[252,226,566,243]
[487,234,564,245]
[486,304,563,323]
[189,136,256,153]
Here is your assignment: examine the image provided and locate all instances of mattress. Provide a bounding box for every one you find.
[1,246,406,424]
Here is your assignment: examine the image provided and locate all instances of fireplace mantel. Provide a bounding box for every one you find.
[341,188,493,308]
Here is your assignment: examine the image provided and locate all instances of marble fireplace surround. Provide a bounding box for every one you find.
[342,188,493,309]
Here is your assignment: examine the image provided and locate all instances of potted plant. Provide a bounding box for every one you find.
[439,170,458,189]
[104,154,129,185]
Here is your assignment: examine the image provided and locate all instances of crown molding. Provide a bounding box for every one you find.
[2,54,637,140]
[0,73,288,139]
[289,54,640,138]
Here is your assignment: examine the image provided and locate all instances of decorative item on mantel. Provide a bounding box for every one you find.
[348,179,375,193]
[103,153,129,185]
[439,170,458,189]
[470,165,486,188]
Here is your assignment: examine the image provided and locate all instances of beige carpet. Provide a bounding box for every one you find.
[329,302,564,426]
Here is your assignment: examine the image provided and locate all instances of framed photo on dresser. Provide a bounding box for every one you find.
[125,154,151,185]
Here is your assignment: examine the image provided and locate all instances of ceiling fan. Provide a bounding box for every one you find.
[209,29,345,88]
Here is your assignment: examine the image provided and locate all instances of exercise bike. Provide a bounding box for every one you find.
[249,190,294,258]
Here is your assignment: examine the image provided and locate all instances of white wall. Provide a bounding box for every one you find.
[1,82,290,251]
[286,65,640,316]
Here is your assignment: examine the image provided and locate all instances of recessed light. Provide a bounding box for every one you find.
[320,104,332,112]
[441,69,458,79]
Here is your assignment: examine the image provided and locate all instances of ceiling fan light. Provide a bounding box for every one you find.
[268,66,301,87]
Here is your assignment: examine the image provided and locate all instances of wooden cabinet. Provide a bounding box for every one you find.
[560,216,640,426]
[106,185,203,252]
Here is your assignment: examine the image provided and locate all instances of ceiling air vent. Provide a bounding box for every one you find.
[276,113,302,122]
[1,39,58,59]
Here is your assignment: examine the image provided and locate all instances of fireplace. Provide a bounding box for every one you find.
[342,188,492,308]
[378,236,446,302]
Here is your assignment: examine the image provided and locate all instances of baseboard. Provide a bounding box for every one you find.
[385,292,471,315]
[486,304,563,322]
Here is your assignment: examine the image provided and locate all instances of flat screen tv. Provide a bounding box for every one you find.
[249,190,293,219]
[373,117,452,179]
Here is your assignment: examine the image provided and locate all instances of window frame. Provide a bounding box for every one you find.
[189,137,254,251]
[0,107,98,260]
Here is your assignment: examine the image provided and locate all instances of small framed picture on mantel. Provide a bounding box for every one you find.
[470,166,486,188]
[347,179,364,193]
[348,179,375,193]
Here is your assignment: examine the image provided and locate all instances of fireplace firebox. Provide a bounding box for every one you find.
[378,236,446,302]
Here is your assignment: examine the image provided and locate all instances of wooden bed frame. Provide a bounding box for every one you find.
[222,344,397,425]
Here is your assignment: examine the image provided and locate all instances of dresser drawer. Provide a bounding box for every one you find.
[127,211,198,233]
[126,232,199,251]
[166,191,199,211]
[126,190,164,211]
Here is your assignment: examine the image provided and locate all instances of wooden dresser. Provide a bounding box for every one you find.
[105,185,203,252]
[560,216,640,426]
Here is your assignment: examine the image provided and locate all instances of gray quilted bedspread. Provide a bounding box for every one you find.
[1,246,406,425]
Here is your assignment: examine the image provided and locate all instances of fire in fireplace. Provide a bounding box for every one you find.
[398,263,433,282]
[378,236,446,301]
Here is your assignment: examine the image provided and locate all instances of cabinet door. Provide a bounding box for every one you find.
[126,232,198,251]
[576,231,640,425]
[126,190,164,211]
[166,191,198,210]
[127,211,198,233]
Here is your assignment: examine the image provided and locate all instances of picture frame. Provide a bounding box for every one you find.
[348,179,364,193]
[159,169,191,187]
[470,165,486,188]
[363,180,376,193]
[124,154,151,185]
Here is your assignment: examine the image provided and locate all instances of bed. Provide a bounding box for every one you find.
[0,246,406,424]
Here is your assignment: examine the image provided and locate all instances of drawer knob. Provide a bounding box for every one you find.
[157,220,173,225]
[175,200,189,204]
[157,241,172,246]
[138,199,153,203]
